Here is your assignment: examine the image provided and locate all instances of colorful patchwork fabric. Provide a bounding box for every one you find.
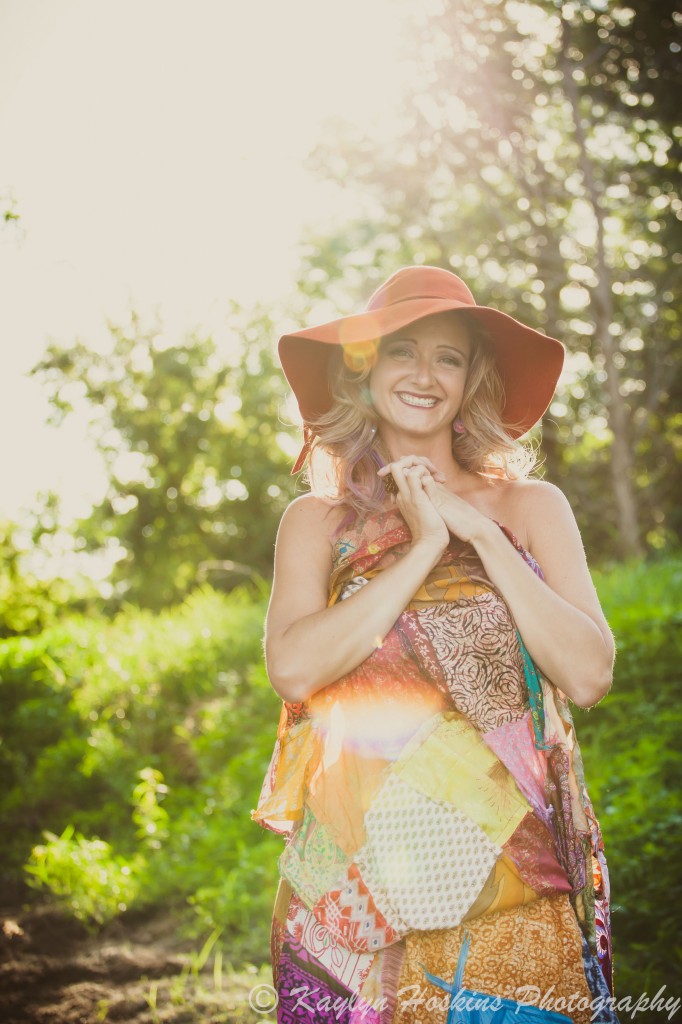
[253,506,615,1019]
[286,888,375,992]
[277,934,357,1023]
[394,894,598,1024]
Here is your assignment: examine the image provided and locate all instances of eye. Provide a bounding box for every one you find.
[440,353,465,367]
[386,343,414,359]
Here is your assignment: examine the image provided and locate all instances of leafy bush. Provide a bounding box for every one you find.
[0,583,282,957]
[0,515,97,638]
[25,824,140,926]
[1,557,680,985]
[573,554,682,994]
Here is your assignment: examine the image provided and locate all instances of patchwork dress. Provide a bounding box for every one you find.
[252,506,616,1024]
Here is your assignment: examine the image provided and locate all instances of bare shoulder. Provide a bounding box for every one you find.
[510,477,570,504]
[511,478,593,578]
[476,477,613,660]
[473,475,557,549]
[278,493,350,546]
[267,494,350,645]
[513,478,576,529]
[475,476,575,552]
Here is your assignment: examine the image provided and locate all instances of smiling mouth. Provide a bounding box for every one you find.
[396,392,439,408]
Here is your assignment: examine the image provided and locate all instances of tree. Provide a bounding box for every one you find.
[30,306,300,610]
[557,0,682,549]
[0,512,85,637]
[296,0,682,559]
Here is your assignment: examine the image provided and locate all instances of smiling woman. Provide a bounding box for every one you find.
[368,314,471,438]
[252,266,618,1022]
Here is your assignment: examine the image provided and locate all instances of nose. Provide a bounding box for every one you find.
[411,353,436,388]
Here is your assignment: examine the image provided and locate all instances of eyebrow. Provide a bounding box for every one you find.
[387,336,469,355]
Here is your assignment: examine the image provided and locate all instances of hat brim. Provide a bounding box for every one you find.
[279,297,564,441]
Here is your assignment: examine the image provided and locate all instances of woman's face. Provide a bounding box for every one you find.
[368,312,472,441]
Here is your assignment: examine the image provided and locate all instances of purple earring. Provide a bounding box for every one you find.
[452,418,466,434]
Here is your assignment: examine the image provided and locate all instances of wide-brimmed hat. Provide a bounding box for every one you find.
[279,265,565,473]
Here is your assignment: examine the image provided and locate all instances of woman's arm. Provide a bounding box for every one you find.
[421,474,615,708]
[264,478,448,703]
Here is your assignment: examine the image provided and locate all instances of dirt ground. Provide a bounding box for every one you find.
[0,896,274,1024]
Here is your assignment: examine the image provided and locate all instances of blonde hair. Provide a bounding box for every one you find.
[303,312,539,522]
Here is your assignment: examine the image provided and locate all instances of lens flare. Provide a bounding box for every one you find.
[312,684,445,762]
[342,337,380,372]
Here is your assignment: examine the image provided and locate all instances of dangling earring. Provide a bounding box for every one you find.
[452,418,466,434]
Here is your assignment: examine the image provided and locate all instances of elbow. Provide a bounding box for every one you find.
[571,665,614,710]
[266,665,302,704]
[570,629,616,709]
[265,655,315,704]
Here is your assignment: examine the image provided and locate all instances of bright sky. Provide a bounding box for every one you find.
[0,0,407,533]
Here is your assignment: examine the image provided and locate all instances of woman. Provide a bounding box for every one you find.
[252,266,618,1023]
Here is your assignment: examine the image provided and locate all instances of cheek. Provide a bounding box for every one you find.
[368,367,387,405]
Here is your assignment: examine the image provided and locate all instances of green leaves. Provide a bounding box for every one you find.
[29,306,299,611]
[299,0,682,562]
[573,554,682,991]
[4,555,682,979]
[25,825,140,928]
[3,583,280,957]
[132,768,170,847]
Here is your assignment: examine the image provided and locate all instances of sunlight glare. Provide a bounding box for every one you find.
[312,685,445,762]
[0,0,409,538]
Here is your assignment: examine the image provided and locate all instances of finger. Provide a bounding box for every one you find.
[380,456,445,482]
[421,475,442,498]
[411,468,438,497]
[377,461,413,476]
[411,464,433,480]
[420,459,446,483]
[393,463,426,505]
[378,456,429,473]
[404,465,430,497]
[406,455,438,473]
[408,468,430,487]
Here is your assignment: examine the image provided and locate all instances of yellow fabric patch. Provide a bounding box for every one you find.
[393,713,529,846]
[463,854,540,921]
[251,721,317,830]
[306,748,390,855]
[409,566,491,608]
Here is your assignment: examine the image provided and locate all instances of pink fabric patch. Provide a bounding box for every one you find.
[484,711,550,826]
[504,812,572,894]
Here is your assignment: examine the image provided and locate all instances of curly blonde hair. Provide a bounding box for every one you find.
[302,312,538,521]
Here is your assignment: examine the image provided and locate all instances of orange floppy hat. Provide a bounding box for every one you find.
[279,265,565,473]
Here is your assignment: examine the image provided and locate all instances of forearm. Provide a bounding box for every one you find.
[470,519,614,707]
[265,539,445,702]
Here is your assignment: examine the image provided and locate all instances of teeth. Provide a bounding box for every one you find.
[398,393,438,407]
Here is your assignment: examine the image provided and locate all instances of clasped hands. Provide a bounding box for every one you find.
[377,455,490,549]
